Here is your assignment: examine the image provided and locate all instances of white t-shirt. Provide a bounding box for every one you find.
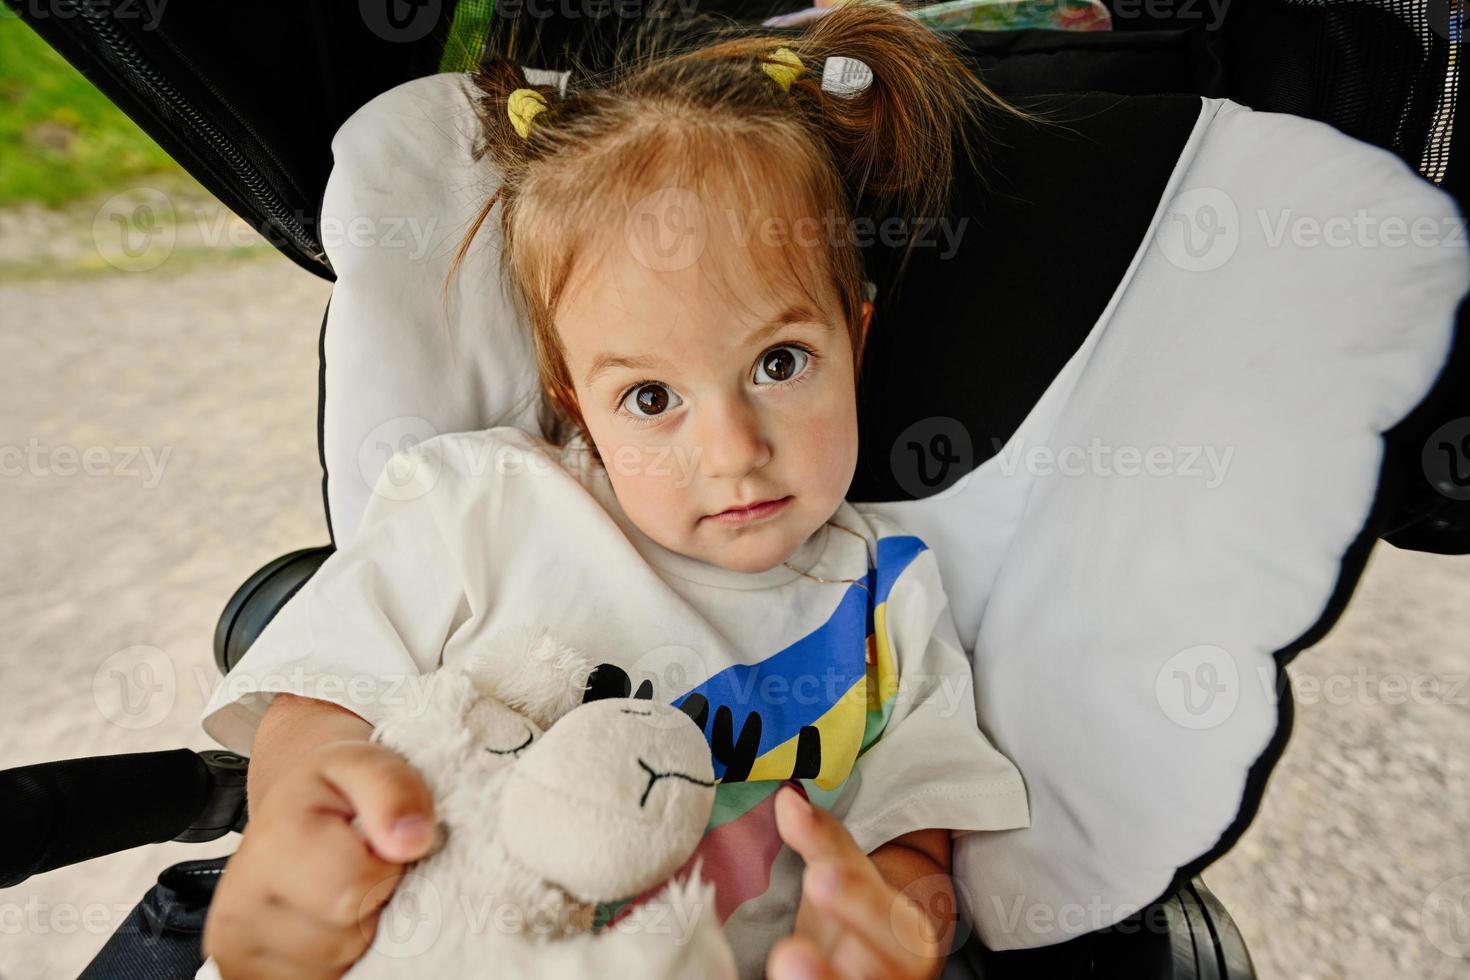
[200,426,1029,977]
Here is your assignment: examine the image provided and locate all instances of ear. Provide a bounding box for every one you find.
[371,664,481,766]
[466,624,595,729]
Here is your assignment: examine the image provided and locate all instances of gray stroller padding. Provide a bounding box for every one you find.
[318,73,1468,950]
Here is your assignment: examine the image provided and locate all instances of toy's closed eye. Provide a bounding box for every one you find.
[484,724,536,757]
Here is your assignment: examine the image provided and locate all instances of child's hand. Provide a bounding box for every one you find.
[202,739,436,980]
[767,785,949,980]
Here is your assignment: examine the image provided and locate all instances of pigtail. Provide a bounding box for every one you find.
[800,0,1026,224]
[445,56,591,448]
[447,56,566,296]
[774,0,1050,293]
[639,0,1049,291]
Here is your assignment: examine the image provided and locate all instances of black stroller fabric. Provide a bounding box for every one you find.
[850,91,1211,503]
[77,856,229,980]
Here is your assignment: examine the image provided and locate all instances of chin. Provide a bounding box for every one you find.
[713,530,808,575]
[721,552,786,575]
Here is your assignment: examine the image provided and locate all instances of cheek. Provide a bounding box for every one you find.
[794,413,859,495]
[788,375,860,472]
[606,454,683,501]
[590,427,694,513]
[817,371,858,452]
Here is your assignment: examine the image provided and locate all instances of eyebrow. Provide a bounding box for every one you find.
[582,304,833,387]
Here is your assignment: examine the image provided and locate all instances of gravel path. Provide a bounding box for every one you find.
[1205,541,1470,980]
[0,243,333,980]
[0,241,1466,979]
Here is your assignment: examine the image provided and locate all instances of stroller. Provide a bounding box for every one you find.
[3,0,1466,977]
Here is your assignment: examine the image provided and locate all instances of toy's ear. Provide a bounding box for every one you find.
[464,624,595,729]
[370,664,480,765]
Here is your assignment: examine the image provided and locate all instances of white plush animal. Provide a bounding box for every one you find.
[342,626,737,979]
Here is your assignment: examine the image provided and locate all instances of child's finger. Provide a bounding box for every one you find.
[266,817,400,929]
[773,784,868,870]
[767,933,842,980]
[238,896,375,972]
[827,929,909,980]
[316,745,436,864]
[805,863,943,976]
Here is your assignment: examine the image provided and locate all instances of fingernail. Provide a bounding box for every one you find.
[784,784,811,814]
[393,815,430,843]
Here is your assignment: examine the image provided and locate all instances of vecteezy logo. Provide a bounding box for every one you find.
[93,188,177,272]
[890,417,973,499]
[93,645,176,729]
[624,645,708,708]
[1423,417,1470,501]
[359,0,441,42]
[362,872,442,958]
[1423,874,1470,958]
[1155,187,1239,272]
[358,416,441,500]
[624,187,709,273]
[1427,0,1462,42]
[1154,644,1239,730]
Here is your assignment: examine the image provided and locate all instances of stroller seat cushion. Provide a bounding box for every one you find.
[320,73,545,543]
[317,72,1467,950]
[866,95,1467,948]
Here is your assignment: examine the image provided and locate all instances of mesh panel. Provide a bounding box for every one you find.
[1235,0,1461,184]
[1417,1,1461,181]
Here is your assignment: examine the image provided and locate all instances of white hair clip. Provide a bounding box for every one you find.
[821,56,874,98]
[520,66,571,97]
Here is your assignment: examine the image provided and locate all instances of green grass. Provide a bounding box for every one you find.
[0,17,182,207]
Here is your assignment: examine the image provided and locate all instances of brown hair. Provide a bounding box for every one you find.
[449,0,1047,451]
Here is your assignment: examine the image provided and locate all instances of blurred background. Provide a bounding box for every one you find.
[1,7,1468,979]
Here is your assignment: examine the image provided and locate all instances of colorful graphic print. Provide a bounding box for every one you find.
[587,535,928,929]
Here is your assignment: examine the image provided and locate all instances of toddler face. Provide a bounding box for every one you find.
[555,212,872,575]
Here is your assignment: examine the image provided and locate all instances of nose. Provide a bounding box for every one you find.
[696,395,772,481]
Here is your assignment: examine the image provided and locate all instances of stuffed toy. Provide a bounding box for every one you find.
[343,626,737,979]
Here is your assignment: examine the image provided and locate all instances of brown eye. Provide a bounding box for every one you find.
[621,382,681,418]
[754,345,810,385]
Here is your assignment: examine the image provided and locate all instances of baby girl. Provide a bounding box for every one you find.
[199,3,1033,978]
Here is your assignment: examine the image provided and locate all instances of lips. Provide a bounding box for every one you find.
[706,495,793,525]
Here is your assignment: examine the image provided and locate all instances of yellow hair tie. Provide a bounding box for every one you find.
[508,88,549,140]
[761,47,806,93]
